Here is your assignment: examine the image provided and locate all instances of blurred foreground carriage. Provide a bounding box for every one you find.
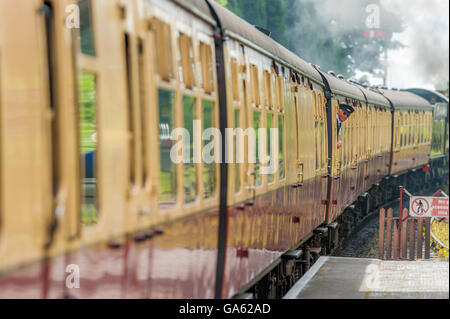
[0,0,448,299]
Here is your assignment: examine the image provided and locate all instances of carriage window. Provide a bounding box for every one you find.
[79,71,98,225]
[264,71,273,108]
[314,92,326,171]
[320,122,325,169]
[424,116,427,143]
[158,90,176,208]
[319,94,326,169]
[200,43,213,94]
[42,1,59,197]
[350,125,353,164]
[400,115,403,147]
[203,100,215,198]
[250,65,260,106]
[79,0,96,57]
[414,115,417,144]
[418,119,423,144]
[420,114,424,143]
[231,59,239,101]
[138,39,147,186]
[410,114,413,145]
[421,114,424,143]
[418,121,421,144]
[313,93,318,171]
[408,115,411,145]
[183,96,197,203]
[234,109,241,193]
[346,121,349,165]
[278,115,285,179]
[267,113,274,183]
[423,119,426,142]
[153,19,173,81]
[253,111,261,186]
[405,115,408,145]
[276,76,284,111]
[124,33,136,185]
[179,34,194,89]
[315,122,319,170]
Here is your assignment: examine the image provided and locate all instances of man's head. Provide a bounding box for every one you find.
[338,104,354,122]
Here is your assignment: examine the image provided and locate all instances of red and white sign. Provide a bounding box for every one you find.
[409,196,449,218]
[410,197,431,217]
[432,197,449,217]
[364,30,388,38]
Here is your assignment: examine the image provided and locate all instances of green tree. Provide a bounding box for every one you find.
[221,0,288,46]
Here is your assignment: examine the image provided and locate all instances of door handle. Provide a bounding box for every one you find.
[297,162,304,187]
[246,171,257,202]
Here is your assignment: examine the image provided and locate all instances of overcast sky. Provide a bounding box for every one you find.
[371,0,449,90]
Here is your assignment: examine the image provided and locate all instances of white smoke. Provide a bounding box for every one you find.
[382,0,449,89]
[291,0,448,90]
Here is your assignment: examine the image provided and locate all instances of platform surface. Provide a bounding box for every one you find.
[284,257,449,299]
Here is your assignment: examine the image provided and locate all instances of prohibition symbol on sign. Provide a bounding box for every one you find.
[411,197,430,216]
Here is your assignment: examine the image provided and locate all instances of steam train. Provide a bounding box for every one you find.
[0,0,448,299]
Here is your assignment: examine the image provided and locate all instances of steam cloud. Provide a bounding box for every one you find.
[290,0,448,89]
[382,0,449,89]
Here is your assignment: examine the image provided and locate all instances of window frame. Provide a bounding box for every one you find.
[78,0,101,227]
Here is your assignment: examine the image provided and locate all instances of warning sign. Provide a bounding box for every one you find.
[409,196,449,218]
[432,197,449,217]
[410,197,431,217]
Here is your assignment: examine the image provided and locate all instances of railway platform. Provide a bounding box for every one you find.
[283,257,449,299]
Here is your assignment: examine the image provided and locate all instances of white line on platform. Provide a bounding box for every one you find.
[283,256,329,299]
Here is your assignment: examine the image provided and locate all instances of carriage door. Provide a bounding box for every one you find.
[363,105,369,190]
[329,99,342,223]
[293,95,303,192]
[36,0,81,298]
[40,0,80,245]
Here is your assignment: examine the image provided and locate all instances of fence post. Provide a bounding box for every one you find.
[379,209,385,260]
[424,218,431,259]
[401,209,408,259]
[409,219,415,260]
[394,186,404,259]
[417,218,423,259]
[386,209,393,260]
[393,220,399,260]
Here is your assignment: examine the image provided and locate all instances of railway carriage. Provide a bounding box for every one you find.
[405,88,449,189]
[0,0,447,299]
[317,73,393,224]
[203,0,333,297]
[379,89,433,176]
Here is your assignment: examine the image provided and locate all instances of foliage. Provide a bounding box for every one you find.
[215,0,228,7]
[79,72,97,154]
[220,0,404,78]
[431,219,449,259]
